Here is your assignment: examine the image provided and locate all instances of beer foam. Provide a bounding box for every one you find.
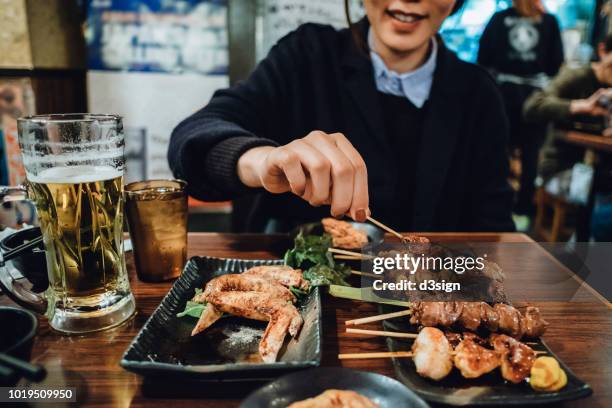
[28,166,123,184]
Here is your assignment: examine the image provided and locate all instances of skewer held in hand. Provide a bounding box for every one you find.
[366,216,406,242]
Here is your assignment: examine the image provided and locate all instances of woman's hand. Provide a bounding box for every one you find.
[570,88,612,116]
[237,131,369,221]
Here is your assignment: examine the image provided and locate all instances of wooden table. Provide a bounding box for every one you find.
[557,130,612,153]
[1,232,610,407]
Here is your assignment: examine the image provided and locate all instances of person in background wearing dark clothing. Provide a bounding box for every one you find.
[478,0,564,230]
[524,33,612,241]
[168,0,514,233]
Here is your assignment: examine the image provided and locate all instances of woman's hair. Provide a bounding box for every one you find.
[512,0,543,18]
[343,0,467,52]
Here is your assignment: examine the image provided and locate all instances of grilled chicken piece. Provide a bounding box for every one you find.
[521,306,549,338]
[453,338,500,378]
[191,273,296,336]
[456,302,483,332]
[288,389,379,408]
[490,334,536,383]
[322,217,368,250]
[493,304,523,338]
[243,265,310,290]
[206,291,303,363]
[411,302,462,328]
[411,327,453,381]
[191,304,224,336]
[198,273,296,303]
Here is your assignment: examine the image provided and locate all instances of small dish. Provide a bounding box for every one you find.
[0,306,38,386]
[121,256,322,381]
[241,367,429,408]
[0,228,47,292]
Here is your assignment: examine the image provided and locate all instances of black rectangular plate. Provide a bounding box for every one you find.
[379,304,592,406]
[121,257,322,381]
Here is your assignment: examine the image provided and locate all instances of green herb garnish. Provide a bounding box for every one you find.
[284,232,351,287]
[177,288,206,318]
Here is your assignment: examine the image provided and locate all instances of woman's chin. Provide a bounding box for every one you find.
[378,33,430,56]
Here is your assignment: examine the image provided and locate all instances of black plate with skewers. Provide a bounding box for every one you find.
[378,304,592,406]
[121,257,322,382]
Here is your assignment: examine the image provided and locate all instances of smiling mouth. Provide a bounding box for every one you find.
[386,9,428,24]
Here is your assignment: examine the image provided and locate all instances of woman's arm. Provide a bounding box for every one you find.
[167,24,370,219]
[167,27,305,201]
[522,68,607,124]
[465,75,515,232]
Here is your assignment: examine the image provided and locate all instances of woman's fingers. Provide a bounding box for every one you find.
[256,131,369,219]
[304,131,355,217]
[331,133,369,222]
[264,147,306,195]
[286,139,331,206]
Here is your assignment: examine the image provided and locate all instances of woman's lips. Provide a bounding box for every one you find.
[385,9,427,31]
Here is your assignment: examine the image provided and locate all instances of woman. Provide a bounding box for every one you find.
[478,0,564,220]
[168,0,514,233]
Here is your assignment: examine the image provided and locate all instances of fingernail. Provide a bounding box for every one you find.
[356,209,366,222]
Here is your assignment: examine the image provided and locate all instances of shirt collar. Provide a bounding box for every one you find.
[368,28,437,108]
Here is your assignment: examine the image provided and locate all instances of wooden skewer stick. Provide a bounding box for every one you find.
[366,216,406,242]
[345,309,412,326]
[333,255,365,261]
[347,328,417,339]
[339,351,413,360]
[350,270,379,279]
[339,350,547,361]
[328,247,373,259]
[346,328,544,348]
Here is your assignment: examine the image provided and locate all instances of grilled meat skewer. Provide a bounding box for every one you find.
[410,302,548,339]
[411,328,536,383]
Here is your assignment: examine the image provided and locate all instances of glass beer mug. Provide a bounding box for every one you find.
[0,114,135,333]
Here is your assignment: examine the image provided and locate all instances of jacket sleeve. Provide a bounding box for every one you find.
[466,75,515,232]
[522,67,576,124]
[167,28,307,201]
[545,14,565,77]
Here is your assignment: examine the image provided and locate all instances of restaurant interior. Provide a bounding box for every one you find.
[0,1,610,407]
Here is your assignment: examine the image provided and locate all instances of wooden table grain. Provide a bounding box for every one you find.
[557,130,612,153]
[1,232,610,407]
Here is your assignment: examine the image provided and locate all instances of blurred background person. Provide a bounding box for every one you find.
[478,0,564,231]
[524,32,612,241]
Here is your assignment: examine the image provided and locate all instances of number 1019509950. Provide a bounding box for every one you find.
[2,388,75,402]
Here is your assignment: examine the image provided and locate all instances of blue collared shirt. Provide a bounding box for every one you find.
[368,29,437,108]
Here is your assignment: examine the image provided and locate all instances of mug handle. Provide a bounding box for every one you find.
[0,185,48,314]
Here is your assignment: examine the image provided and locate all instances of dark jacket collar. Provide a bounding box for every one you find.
[341,18,471,230]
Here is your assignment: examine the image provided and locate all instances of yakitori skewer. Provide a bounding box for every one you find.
[339,351,413,360]
[328,247,373,259]
[340,327,546,383]
[345,309,413,326]
[365,216,406,242]
[345,326,539,346]
[334,254,365,261]
[339,350,546,360]
[346,328,417,339]
[350,270,379,279]
[344,301,548,339]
